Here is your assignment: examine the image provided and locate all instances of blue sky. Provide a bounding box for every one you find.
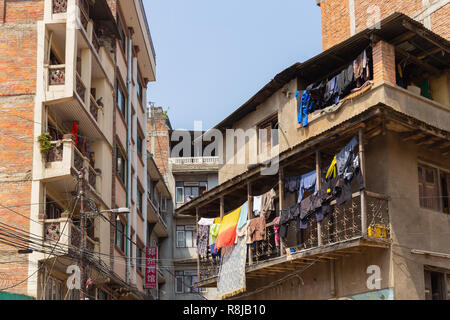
[143,0,323,130]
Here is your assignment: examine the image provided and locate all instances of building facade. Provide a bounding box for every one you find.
[177,11,450,300]
[318,0,450,50]
[148,106,219,300]
[0,0,157,300]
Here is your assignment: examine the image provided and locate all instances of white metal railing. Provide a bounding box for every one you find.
[169,157,219,165]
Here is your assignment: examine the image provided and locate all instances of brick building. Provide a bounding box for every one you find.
[0,0,158,300]
[318,0,450,50]
[148,106,219,300]
[177,9,450,300]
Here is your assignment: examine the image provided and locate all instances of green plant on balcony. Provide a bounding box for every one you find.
[38,132,53,155]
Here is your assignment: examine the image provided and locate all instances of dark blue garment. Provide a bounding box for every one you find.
[297,170,317,203]
[336,136,358,176]
[324,76,339,106]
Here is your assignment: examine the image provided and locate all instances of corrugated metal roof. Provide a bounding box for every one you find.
[214,12,450,130]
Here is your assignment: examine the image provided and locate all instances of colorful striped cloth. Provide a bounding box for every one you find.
[215,206,242,250]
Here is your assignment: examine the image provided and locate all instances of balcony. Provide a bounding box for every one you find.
[43,217,98,257]
[42,137,102,195]
[147,197,168,238]
[196,191,390,288]
[169,157,220,173]
[48,65,66,86]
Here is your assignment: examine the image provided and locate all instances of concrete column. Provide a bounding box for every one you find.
[278,167,285,256]
[196,207,200,281]
[247,182,253,265]
[316,151,323,247]
[359,127,367,235]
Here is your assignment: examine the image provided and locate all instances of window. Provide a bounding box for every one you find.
[116,220,125,252]
[137,188,143,214]
[116,146,126,184]
[137,80,143,104]
[136,245,143,273]
[44,275,62,300]
[424,270,449,300]
[175,271,201,294]
[137,133,143,158]
[45,197,63,219]
[176,182,184,204]
[199,182,208,195]
[258,117,279,156]
[440,171,450,214]
[116,80,126,119]
[161,197,167,212]
[418,163,450,213]
[117,16,126,54]
[176,225,196,248]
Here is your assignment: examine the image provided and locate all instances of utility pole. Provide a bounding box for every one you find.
[79,170,86,300]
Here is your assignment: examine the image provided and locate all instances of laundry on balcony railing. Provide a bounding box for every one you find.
[296,48,373,127]
[279,136,376,251]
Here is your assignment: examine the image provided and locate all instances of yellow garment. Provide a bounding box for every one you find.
[397,64,403,78]
[326,155,337,180]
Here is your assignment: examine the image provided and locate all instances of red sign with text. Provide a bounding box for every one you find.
[145,247,158,289]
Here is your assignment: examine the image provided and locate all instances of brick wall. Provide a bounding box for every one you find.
[354,0,422,34]
[0,0,44,296]
[431,3,450,40]
[319,0,450,50]
[372,40,396,86]
[320,0,350,50]
[147,107,170,176]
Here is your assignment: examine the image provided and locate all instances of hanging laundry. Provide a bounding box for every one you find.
[253,195,262,216]
[197,224,210,257]
[336,136,358,176]
[237,202,249,230]
[337,64,354,96]
[260,189,276,218]
[209,223,220,254]
[324,76,339,106]
[353,49,368,81]
[247,216,266,244]
[72,121,79,147]
[285,176,301,193]
[297,170,317,203]
[198,218,214,226]
[279,203,300,238]
[272,217,280,248]
[215,206,242,250]
[326,155,337,181]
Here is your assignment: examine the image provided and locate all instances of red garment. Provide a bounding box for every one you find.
[72,121,79,147]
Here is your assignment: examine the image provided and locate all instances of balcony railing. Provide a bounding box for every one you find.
[48,65,66,86]
[73,145,84,173]
[47,141,64,162]
[92,31,100,53]
[198,191,390,283]
[43,218,97,257]
[76,73,86,102]
[169,157,220,165]
[89,95,100,122]
[88,165,98,191]
[52,0,67,14]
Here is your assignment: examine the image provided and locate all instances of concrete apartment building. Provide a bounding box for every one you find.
[148,107,219,300]
[0,0,158,300]
[176,3,450,300]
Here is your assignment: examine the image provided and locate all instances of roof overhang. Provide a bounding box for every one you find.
[213,12,450,131]
[119,0,156,82]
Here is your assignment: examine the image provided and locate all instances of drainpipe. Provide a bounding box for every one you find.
[126,28,133,285]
